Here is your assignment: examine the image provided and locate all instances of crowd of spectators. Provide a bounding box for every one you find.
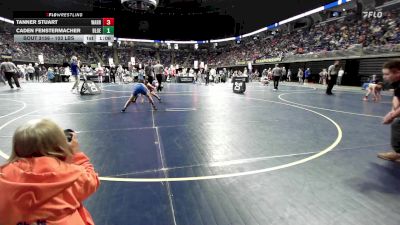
[208,9,400,66]
[114,44,157,65]
[1,8,399,67]
[0,22,96,64]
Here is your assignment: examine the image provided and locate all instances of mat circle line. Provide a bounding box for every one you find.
[0,99,27,119]
[0,94,342,182]
[278,92,384,118]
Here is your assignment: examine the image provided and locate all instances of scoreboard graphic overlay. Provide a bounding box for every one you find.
[13,12,114,43]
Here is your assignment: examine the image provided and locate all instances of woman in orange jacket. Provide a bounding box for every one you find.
[0,119,100,225]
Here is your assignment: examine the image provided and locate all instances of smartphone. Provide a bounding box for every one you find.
[64,129,74,142]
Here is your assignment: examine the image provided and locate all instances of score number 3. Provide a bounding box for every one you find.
[102,18,114,26]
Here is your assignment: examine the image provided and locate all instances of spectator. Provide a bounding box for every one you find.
[110,65,116,83]
[337,67,345,85]
[34,63,40,82]
[281,67,287,82]
[117,65,124,84]
[1,7,400,69]
[378,60,400,161]
[304,68,311,83]
[138,67,145,83]
[319,68,328,85]
[47,67,55,82]
[144,63,154,84]
[26,63,34,81]
[153,61,164,92]
[0,118,99,225]
[96,65,104,84]
[298,68,304,84]
[0,58,21,89]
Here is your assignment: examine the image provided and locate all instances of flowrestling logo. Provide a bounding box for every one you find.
[46,12,83,18]
[363,11,383,19]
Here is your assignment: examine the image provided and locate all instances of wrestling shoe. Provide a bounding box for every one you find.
[377,151,400,162]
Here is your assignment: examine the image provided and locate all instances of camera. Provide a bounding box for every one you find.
[64,129,74,142]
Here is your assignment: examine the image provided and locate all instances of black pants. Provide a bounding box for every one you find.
[391,119,400,153]
[156,74,163,91]
[147,75,154,84]
[110,75,115,83]
[273,76,280,89]
[35,73,40,82]
[4,72,21,88]
[326,75,338,94]
[205,76,209,85]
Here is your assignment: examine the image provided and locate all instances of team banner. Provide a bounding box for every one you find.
[108,58,114,66]
[255,57,282,64]
[38,54,44,64]
[235,61,248,65]
[1,55,12,59]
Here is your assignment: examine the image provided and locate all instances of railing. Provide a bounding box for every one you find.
[6,44,400,65]
[281,44,400,63]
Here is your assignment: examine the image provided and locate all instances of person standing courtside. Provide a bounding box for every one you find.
[110,65,116,84]
[34,63,40,82]
[272,64,282,91]
[304,68,311,83]
[205,68,210,85]
[326,60,340,95]
[319,68,328,85]
[26,63,34,81]
[0,58,21,89]
[70,56,80,94]
[297,68,304,84]
[153,60,164,92]
[337,67,345,85]
[145,62,154,84]
[281,66,287,82]
[377,60,400,161]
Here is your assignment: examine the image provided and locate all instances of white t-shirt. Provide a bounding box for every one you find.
[338,69,344,77]
[210,69,216,76]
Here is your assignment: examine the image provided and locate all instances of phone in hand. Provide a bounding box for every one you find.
[64,129,74,142]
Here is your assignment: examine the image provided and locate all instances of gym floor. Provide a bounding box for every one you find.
[0,81,399,225]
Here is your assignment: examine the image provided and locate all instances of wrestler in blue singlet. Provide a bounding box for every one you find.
[132,83,148,96]
[121,83,157,112]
